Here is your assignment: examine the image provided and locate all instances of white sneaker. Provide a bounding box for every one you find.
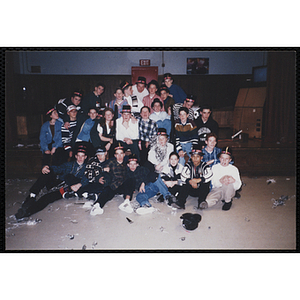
[136,206,155,215]
[118,199,133,213]
[82,201,94,209]
[82,192,88,199]
[90,203,104,216]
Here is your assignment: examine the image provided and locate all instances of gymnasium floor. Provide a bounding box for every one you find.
[4,175,297,251]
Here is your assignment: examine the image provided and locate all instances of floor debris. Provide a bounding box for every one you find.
[126,217,133,224]
[82,245,87,250]
[271,195,290,208]
[159,226,169,233]
[66,234,74,240]
[180,237,186,241]
[267,178,276,184]
[245,217,250,222]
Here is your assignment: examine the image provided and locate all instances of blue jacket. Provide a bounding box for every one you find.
[51,161,89,187]
[168,84,187,104]
[39,119,63,153]
[76,118,95,142]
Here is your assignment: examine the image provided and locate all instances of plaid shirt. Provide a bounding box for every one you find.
[201,146,221,166]
[202,146,234,166]
[138,117,158,142]
[106,158,127,190]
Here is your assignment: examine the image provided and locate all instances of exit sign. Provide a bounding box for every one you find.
[139,59,150,66]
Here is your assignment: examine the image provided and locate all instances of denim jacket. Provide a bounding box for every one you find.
[39,119,63,153]
[76,118,95,142]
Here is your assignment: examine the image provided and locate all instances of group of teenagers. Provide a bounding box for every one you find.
[14,73,242,220]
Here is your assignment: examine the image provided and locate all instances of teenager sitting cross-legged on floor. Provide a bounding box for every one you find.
[199,147,242,211]
[179,144,212,209]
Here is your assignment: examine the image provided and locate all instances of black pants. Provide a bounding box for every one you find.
[42,147,67,166]
[101,141,115,159]
[96,178,135,208]
[168,185,188,207]
[24,171,81,217]
[25,190,63,217]
[187,182,210,207]
[77,182,105,196]
[140,141,150,166]
[117,140,140,161]
[30,171,61,195]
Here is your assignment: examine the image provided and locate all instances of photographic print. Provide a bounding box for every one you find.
[4,49,297,252]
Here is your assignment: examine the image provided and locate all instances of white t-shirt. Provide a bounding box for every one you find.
[132,84,149,104]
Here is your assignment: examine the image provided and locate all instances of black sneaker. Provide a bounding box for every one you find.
[171,202,185,209]
[87,193,98,201]
[22,195,36,209]
[222,201,232,211]
[156,193,164,202]
[165,194,176,207]
[233,191,241,199]
[15,207,28,220]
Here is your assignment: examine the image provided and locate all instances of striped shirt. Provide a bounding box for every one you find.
[181,161,212,185]
[61,120,77,151]
[172,103,194,120]
[174,119,198,152]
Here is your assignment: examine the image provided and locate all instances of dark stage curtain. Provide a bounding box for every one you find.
[264,51,296,145]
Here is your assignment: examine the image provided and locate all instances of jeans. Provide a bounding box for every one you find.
[178,142,192,166]
[156,119,171,136]
[136,175,170,207]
